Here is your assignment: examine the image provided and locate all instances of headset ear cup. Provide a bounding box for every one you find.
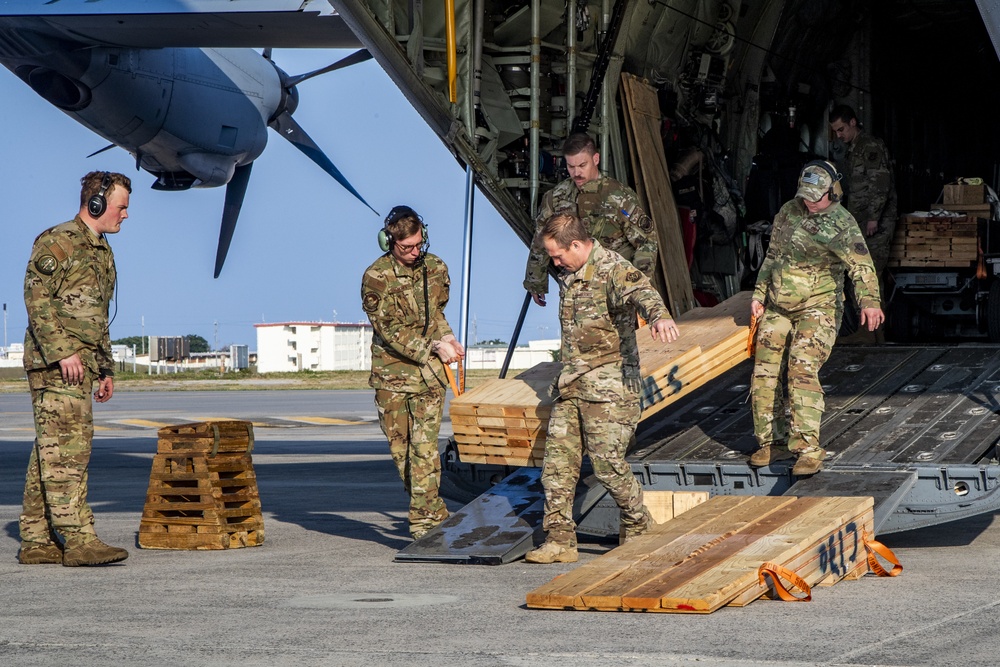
[422,224,429,247]
[377,229,391,252]
[88,194,105,217]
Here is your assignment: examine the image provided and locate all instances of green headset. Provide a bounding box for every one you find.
[378,205,429,253]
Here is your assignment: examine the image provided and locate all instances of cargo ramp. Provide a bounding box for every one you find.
[407,345,1000,562]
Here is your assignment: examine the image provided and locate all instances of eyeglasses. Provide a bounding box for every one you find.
[396,240,423,253]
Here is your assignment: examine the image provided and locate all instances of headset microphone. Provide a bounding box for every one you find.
[88,172,113,218]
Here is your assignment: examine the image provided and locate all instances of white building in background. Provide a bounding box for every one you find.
[255,322,373,373]
[465,339,560,370]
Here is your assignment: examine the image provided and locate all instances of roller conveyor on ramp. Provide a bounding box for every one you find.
[405,345,1000,563]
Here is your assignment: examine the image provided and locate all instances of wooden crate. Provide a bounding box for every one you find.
[525,495,875,613]
[139,421,264,550]
[888,214,978,267]
[450,292,752,466]
[943,183,985,205]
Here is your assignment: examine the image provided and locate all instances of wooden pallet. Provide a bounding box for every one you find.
[451,292,751,466]
[526,495,875,613]
[139,421,265,550]
[888,214,977,267]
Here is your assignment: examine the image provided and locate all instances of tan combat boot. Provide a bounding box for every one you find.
[18,542,63,565]
[620,508,654,545]
[791,448,827,476]
[524,541,578,564]
[63,538,129,567]
[749,446,795,467]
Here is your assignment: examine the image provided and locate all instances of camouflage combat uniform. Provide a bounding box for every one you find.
[524,176,658,295]
[839,132,897,273]
[542,241,671,546]
[752,199,880,459]
[21,216,116,550]
[361,252,455,538]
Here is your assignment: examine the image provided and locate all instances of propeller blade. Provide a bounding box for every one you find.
[86,143,116,159]
[269,111,377,215]
[214,162,253,279]
[283,49,372,88]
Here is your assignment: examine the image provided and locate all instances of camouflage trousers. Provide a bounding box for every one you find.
[751,305,838,455]
[375,387,449,537]
[866,221,896,274]
[540,396,649,545]
[20,373,98,549]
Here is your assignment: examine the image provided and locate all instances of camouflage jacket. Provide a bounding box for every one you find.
[840,131,897,231]
[23,216,116,377]
[361,252,454,393]
[555,241,670,402]
[523,175,657,294]
[753,199,881,314]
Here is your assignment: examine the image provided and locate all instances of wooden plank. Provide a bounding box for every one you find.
[526,496,760,610]
[526,495,875,613]
[620,73,695,318]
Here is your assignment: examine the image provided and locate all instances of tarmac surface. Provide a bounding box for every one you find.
[1,390,999,666]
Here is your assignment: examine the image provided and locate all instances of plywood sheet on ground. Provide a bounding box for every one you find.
[525,495,874,613]
[451,292,751,466]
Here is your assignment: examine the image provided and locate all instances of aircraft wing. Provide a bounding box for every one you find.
[0,0,361,48]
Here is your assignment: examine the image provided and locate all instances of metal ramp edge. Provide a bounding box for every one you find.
[395,468,607,564]
[785,469,918,533]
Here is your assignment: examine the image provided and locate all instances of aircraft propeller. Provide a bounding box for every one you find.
[214,49,377,278]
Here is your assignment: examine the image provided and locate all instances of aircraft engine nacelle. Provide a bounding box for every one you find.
[177,153,237,188]
[14,46,282,188]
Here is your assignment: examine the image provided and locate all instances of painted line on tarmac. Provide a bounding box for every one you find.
[285,416,368,425]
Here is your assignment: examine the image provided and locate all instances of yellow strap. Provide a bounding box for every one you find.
[443,364,461,397]
[757,562,812,602]
[863,530,903,577]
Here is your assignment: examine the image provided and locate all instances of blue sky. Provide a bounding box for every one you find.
[0,48,559,352]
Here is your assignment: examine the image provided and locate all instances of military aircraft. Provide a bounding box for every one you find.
[5,0,1000,549]
[0,1,376,277]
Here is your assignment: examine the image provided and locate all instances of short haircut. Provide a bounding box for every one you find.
[830,104,858,125]
[388,213,423,242]
[562,132,597,157]
[540,212,589,249]
[80,171,132,209]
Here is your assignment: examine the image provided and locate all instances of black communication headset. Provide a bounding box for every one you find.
[802,160,843,202]
[378,205,429,253]
[88,172,113,218]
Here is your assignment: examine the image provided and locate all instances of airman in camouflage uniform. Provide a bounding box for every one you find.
[362,206,465,540]
[524,213,680,564]
[830,105,898,273]
[19,171,132,567]
[523,133,657,306]
[749,161,883,476]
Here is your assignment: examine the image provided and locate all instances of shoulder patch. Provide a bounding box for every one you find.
[34,255,58,275]
[636,213,654,232]
[625,270,641,283]
[854,242,869,255]
[362,292,381,313]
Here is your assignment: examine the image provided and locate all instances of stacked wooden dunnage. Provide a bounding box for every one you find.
[138,420,264,550]
[450,292,752,467]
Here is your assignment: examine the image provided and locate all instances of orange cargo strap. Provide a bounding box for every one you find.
[757,562,811,602]
[458,361,466,394]
[443,364,462,397]
[747,313,760,358]
[863,530,903,577]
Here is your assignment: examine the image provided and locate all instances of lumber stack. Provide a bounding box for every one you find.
[450,292,751,467]
[888,214,978,267]
[138,420,264,550]
[526,494,875,613]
